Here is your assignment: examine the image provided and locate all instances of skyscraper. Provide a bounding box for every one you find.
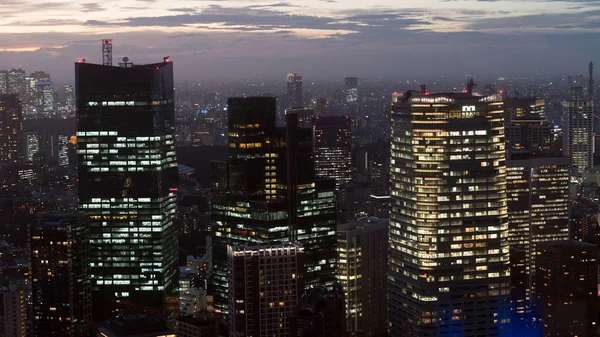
[210,97,336,313]
[337,217,388,336]
[0,94,23,164]
[0,71,8,95]
[504,118,553,152]
[503,97,545,120]
[388,91,510,336]
[314,116,352,185]
[35,81,54,118]
[76,59,178,319]
[535,241,598,337]
[7,69,26,97]
[344,77,358,103]
[29,213,92,337]
[0,284,26,337]
[506,153,570,318]
[286,73,303,109]
[563,88,593,177]
[289,284,346,337]
[228,243,305,337]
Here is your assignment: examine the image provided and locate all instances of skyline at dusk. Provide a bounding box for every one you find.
[1,0,600,81]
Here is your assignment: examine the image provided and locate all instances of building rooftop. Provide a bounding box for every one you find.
[337,216,388,233]
[176,314,218,327]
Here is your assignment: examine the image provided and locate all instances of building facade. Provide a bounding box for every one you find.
[76,60,178,319]
[535,241,598,336]
[0,284,26,337]
[210,97,337,313]
[563,100,594,177]
[336,217,388,337]
[28,213,92,337]
[388,92,510,336]
[228,244,305,337]
[286,73,303,109]
[289,285,346,337]
[0,94,22,164]
[314,116,352,186]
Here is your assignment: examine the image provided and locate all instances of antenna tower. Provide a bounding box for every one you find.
[101,39,113,66]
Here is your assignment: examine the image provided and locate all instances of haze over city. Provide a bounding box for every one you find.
[1,0,600,81]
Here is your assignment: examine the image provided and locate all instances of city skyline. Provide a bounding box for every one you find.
[1,0,600,82]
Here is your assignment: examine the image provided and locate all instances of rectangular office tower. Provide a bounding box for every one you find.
[0,94,22,164]
[337,217,388,336]
[210,97,337,313]
[563,99,593,177]
[228,244,305,337]
[75,60,178,319]
[29,213,92,337]
[314,116,352,185]
[388,92,510,337]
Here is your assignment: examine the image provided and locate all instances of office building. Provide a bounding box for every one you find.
[506,154,570,326]
[570,198,600,244]
[29,213,92,337]
[24,131,40,162]
[210,97,337,313]
[7,69,26,97]
[96,315,176,337]
[286,106,314,128]
[504,118,553,152]
[76,59,178,319]
[315,97,327,116]
[337,217,388,336]
[535,241,597,337]
[314,116,352,185]
[0,95,22,164]
[289,284,346,337]
[286,73,303,109]
[0,284,26,337]
[563,94,593,177]
[35,81,54,118]
[503,97,545,120]
[344,77,358,103]
[0,71,8,94]
[388,91,510,336]
[228,244,305,337]
[175,315,219,337]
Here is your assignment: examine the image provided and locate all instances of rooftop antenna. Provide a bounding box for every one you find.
[119,57,132,68]
[101,39,113,66]
[466,76,477,95]
[163,56,171,63]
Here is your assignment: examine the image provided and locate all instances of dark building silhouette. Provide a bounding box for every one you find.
[570,198,600,245]
[210,97,336,314]
[96,314,175,337]
[0,94,22,164]
[75,60,178,319]
[505,118,553,152]
[289,285,346,337]
[314,116,352,186]
[503,97,545,120]
[535,241,598,337]
[286,73,303,109]
[29,213,91,337]
[315,97,327,116]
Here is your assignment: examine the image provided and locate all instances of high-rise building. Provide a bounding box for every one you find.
[505,118,553,152]
[286,73,303,109]
[535,240,598,337]
[506,154,570,321]
[0,71,8,95]
[336,217,388,336]
[24,131,40,162]
[286,106,314,128]
[289,285,346,337]
[210,97,337,313]
[175,314,219,337]
[228,243,305,337]
[96,315,176,337]
[314,116,352,185]
[315,97,327,116]
[0,284,27,337]
[35,81,54,118]
[7,69,26,97]
[570,198,600,244]
[0,94,23,164]
[388,91,510,336]
[29,213,92,337]
[503,97,545,120]
[344,77,358,103]
[563,95,593,177]
[76,60,178,319]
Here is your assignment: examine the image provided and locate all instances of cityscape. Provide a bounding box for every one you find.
[1,0,600,336]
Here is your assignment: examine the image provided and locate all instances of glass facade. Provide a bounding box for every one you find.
[563,100,593,177]
[75,61,178,319]
[314,116,352,186]
[388,92,510,337]
[0,94,22,164]
[210,97,337,314]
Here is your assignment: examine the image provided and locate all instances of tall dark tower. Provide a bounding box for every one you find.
[75,59,178,320]
[286,73,303,109]
[589,61,594,101]
[101,39,113,66]
[210,97,337,314]
[0,94,22,164]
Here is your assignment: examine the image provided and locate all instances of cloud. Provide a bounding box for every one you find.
[81,2,104,12]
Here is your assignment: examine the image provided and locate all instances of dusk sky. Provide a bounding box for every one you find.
[2,0,600,82]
